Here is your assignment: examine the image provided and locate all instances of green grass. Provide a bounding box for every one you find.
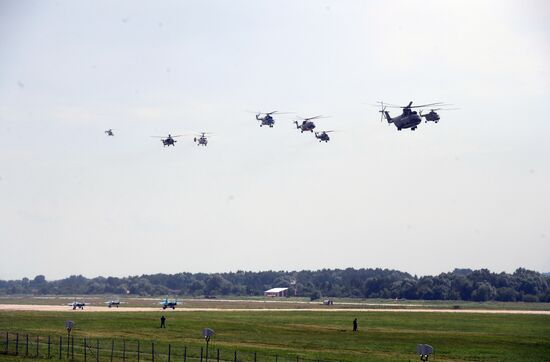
[0,311,549,361]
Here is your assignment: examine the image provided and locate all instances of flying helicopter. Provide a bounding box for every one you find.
[159,298,178,310]
[251,111,292,127]
[420,108,459,123]
[105,129,115,136]
[68,301,88,310]
[377,101,444,131]
[314,130,335,143]
[294,115,328,133]
[150,134,183,147]
[193,132,213,146]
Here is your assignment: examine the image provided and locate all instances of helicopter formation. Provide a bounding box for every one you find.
[376,101,456,131]
[103,101,455,146]
[377,101,458,131]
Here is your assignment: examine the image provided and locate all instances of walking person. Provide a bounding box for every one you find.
[353,318,358,332]
[160,315,166,328]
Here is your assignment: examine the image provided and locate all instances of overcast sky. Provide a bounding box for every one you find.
[1,0,549,280]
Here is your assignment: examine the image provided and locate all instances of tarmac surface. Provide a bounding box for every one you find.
[1,304,549,314]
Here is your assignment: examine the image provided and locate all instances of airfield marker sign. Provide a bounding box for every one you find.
[416,344,434,361]
[202,328,215,362]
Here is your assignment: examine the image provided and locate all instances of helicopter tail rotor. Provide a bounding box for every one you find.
[378,102,390,123]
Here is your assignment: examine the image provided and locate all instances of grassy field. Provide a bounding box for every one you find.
[0,310,549,362]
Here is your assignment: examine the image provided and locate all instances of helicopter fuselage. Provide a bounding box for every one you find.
[162,138,176,146]
[422,112,440,123]
[384,111,421,131]
[295,120,315,132]
[194,137,208,146]
[257,114,274,127]
[315,132,330,142]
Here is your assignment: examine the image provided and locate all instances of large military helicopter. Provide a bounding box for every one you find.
[68,300,88,310]
[377,101,444,131]
[193,132,213,146]
[314,130,335,143]
[150,134,183,147]
[105,129,115,136]
[104,299,126,308]
[159,298,178,310]
[294,115,328,133]
[420,108,459,123]
[251,111,292,127]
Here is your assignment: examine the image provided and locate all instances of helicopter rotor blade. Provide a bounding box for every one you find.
[305,115,329,121]
[407,102,445,108]
[270,111,294,115]
[376,101,402,108]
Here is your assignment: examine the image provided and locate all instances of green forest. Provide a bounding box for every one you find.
[1,268,549,302]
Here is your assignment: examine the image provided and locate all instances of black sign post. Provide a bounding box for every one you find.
[65,321,74,359]
[202,328,215,362]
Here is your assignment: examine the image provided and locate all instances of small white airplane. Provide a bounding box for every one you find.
[105,299,126,308]
[68,301,88,310]
[159,298,178,310]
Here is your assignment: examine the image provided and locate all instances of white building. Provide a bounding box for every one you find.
[264,287,289,297]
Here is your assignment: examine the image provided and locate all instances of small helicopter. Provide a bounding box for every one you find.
[68,301,88,310]
[104,299,126,308]
[159,298,178,310]
[105,129,115,136]
[252,111,292,127]
[420,108,459,123]
[377,101,444,131]
[294,115,327,133]
[314,130,335,143]
[193,132,213,146]
[150,134,183,147]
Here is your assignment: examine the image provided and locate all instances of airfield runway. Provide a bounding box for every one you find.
[1,304,549,314]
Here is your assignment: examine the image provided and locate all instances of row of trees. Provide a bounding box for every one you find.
[1,268,549,302]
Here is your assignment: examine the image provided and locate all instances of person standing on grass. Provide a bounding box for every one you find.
[160,315,166,328]
[353,318,358,332]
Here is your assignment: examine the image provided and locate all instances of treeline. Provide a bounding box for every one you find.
[1,268,549,302]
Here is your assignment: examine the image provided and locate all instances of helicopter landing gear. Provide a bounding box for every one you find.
[411,127,416,131]
[269,125,273,127]
[397,128,402,131]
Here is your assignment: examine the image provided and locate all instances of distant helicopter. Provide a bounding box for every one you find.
[314,130,335,143]
[105,129,115,136]
[68,301,88,310]
[377,101,444,131]
[159,298,178,310]
[420,108,459,123]
[104,299,125,308]
[150,134,183,147]
[252,111,292,127]
[193,132,213,146]
[294,115,327,133]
